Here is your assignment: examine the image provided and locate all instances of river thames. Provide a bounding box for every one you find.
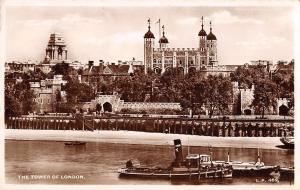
[5,140,294,185]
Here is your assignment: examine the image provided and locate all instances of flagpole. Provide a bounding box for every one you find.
[156,18,161,48]
[158,19,161,39]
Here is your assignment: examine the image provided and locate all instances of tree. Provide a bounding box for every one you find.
[5,81,36,116]
[272,68,294,110]
[113,69,157,102]
[195,75,233,118]
[28,68,47,81]
[231,64,268,88]
[252,79,279,118]
[52,62,70,76]
[64,79,94,112]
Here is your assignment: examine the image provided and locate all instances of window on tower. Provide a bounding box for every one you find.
[153,59,156,63]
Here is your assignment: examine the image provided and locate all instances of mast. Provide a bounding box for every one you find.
[209,146,213,166]
[257,147,261,163]
[187,137,190,155]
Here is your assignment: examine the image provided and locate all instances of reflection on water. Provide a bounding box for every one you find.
[5,140,294,185]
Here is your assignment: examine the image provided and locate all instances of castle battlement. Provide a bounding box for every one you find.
[153,47,199,52]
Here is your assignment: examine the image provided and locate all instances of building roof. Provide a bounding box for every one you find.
[207,21,217,40]
[207,32,217,40]
[144,30,155,39]
[159,35,169,43]
[82,64,131,76]
[198,29,207,36]
[48,33,66,46]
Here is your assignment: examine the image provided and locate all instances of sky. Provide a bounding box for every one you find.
[5,5,295,65]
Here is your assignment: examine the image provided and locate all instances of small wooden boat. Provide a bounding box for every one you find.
[280,137,294,148]
[64,141,86,146]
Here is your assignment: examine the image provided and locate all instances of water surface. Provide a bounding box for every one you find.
[5,140,294,185]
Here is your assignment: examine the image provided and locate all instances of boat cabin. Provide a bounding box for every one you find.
[200,154,212,163]
[185,154,213,167]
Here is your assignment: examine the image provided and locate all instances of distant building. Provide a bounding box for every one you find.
[44,33,70,65]
[80,62,134,85]
[201,65,238,77]
[5,61,35,73]
[250,60,273,66]
[232,81,291,116]
[118,57,144,73]
[69,60,85,70]
[30,75,67,114]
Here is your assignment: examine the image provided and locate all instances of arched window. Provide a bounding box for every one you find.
[153,59,156,63]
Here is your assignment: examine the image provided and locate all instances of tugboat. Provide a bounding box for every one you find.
[118,139,233,179]
[280,137,294,149]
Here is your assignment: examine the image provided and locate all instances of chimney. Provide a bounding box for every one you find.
[174,139,183,163]
[88,61,94,68]
[99,60,104,70]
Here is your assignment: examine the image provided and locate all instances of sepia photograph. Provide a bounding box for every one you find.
[1,0,298,189]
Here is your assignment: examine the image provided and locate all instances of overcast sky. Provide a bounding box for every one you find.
[5,5,295,65]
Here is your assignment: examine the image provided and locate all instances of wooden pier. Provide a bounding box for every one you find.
[5,115,294,137]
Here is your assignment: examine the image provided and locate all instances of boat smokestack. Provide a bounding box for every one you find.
[174,139,183,162]
[227,152,230,163]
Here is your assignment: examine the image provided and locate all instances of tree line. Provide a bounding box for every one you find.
[5,61,294,118]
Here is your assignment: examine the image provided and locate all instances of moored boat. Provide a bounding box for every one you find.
[279,166,294,179]
[190,147,277,177]
[280,137,294,148]
[118,139,233,179]
[64,141,86,146]
[227,149,278,177]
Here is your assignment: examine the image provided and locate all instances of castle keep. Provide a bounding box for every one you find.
[144,17,218,75]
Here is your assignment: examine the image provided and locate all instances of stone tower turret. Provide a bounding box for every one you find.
[207,21,218,66]
[144,18,155,74]
[198,16,208,68]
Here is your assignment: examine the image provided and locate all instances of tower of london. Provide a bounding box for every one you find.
[144,16,218,75]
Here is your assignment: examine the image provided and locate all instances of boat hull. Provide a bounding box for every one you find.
[232,167,276,177]
[280,137,294,148]
[119,168,232,179]
[279,168,294,180]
